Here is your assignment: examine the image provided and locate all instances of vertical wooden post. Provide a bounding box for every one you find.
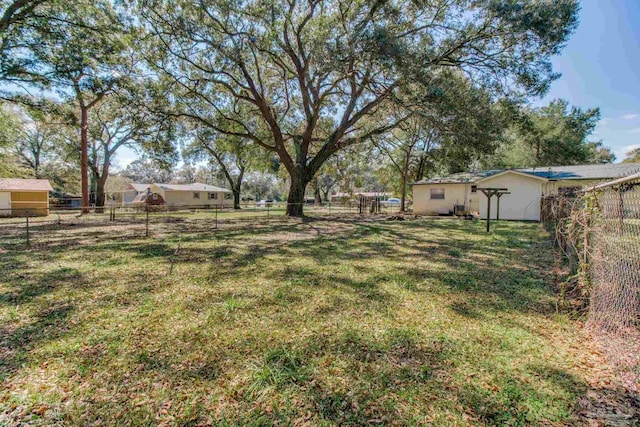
[26,208,30,247]
[145,209,149,237]
[486,195,491,232]
[215,204,218,229]
[496,194,501,221]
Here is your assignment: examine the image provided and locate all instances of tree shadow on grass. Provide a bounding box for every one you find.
[229,326,595,426]
[0,303,75,381]
[0,266,84,306]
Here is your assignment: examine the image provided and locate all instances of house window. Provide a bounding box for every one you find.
[224,193,232,200]
[471,185,477,193]
[193,192,200,199]
[430,188,445,200]
[152,193,158,200]
[208,192,218,200]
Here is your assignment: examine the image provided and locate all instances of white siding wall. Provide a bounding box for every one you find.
[478,173,542,221]
[0,191,11,216]
[412,183,468,215]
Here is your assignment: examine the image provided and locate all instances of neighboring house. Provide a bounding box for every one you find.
[412,163,640,221]
[123,183,151,205]
[141,183,233,209]
[0,178,54,217]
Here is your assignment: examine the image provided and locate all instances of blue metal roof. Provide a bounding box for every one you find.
[413,162,640,185]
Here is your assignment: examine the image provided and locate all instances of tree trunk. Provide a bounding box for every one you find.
[80,105,89,213]
[400,174,407,212]
[314,182,321,204]
[95,177,107,213]
[233,189,241,210]
[286,174,308,217]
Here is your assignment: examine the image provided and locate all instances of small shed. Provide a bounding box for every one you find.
[0,178,54,216]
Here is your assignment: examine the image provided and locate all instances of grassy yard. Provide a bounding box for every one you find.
[0,217,634,425]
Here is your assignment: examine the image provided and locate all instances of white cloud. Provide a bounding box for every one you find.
[615,144,640,161]
[622,113,639,120]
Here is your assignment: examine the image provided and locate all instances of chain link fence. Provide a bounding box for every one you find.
[585,175,640,332]
[542,172,640,382]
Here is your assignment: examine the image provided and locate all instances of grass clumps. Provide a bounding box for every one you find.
[0,217,620,425]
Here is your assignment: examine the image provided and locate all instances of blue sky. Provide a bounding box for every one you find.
[535,0,640,162]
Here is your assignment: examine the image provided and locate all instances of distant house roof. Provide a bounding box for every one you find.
[154,183,231,193]
[129,183,151,192]
[331,191,392,198]
[413,163,640,185]
[517,163,640,180]
[0,178,54,192]
[414,170,502,184]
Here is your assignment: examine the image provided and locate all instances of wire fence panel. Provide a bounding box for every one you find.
[542,172,640,382]
[587,176,640,332]
[0,202,408,249]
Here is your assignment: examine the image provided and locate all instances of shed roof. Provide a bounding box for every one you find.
[0,178,54,192]
[154,183,231,192]
[413,162,640,185]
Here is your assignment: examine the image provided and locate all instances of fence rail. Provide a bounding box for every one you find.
[0,201,407,248]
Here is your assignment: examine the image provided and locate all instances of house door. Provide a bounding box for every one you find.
[0,192,11,216]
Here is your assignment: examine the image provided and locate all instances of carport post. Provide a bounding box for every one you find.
[478,188,508,233]
[495,192,510,221]
[486,196,491,232]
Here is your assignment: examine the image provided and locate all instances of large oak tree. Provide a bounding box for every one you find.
[141,0,578,216]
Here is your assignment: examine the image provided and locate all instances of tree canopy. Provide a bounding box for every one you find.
[140,0,579,215]
[623,147,640,164]
[485,99,606,168]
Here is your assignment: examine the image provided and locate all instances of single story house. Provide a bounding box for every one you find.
[412,162,640,221]
[0,178,54,216]
[134,183,233,209]
[123,183,151,205]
